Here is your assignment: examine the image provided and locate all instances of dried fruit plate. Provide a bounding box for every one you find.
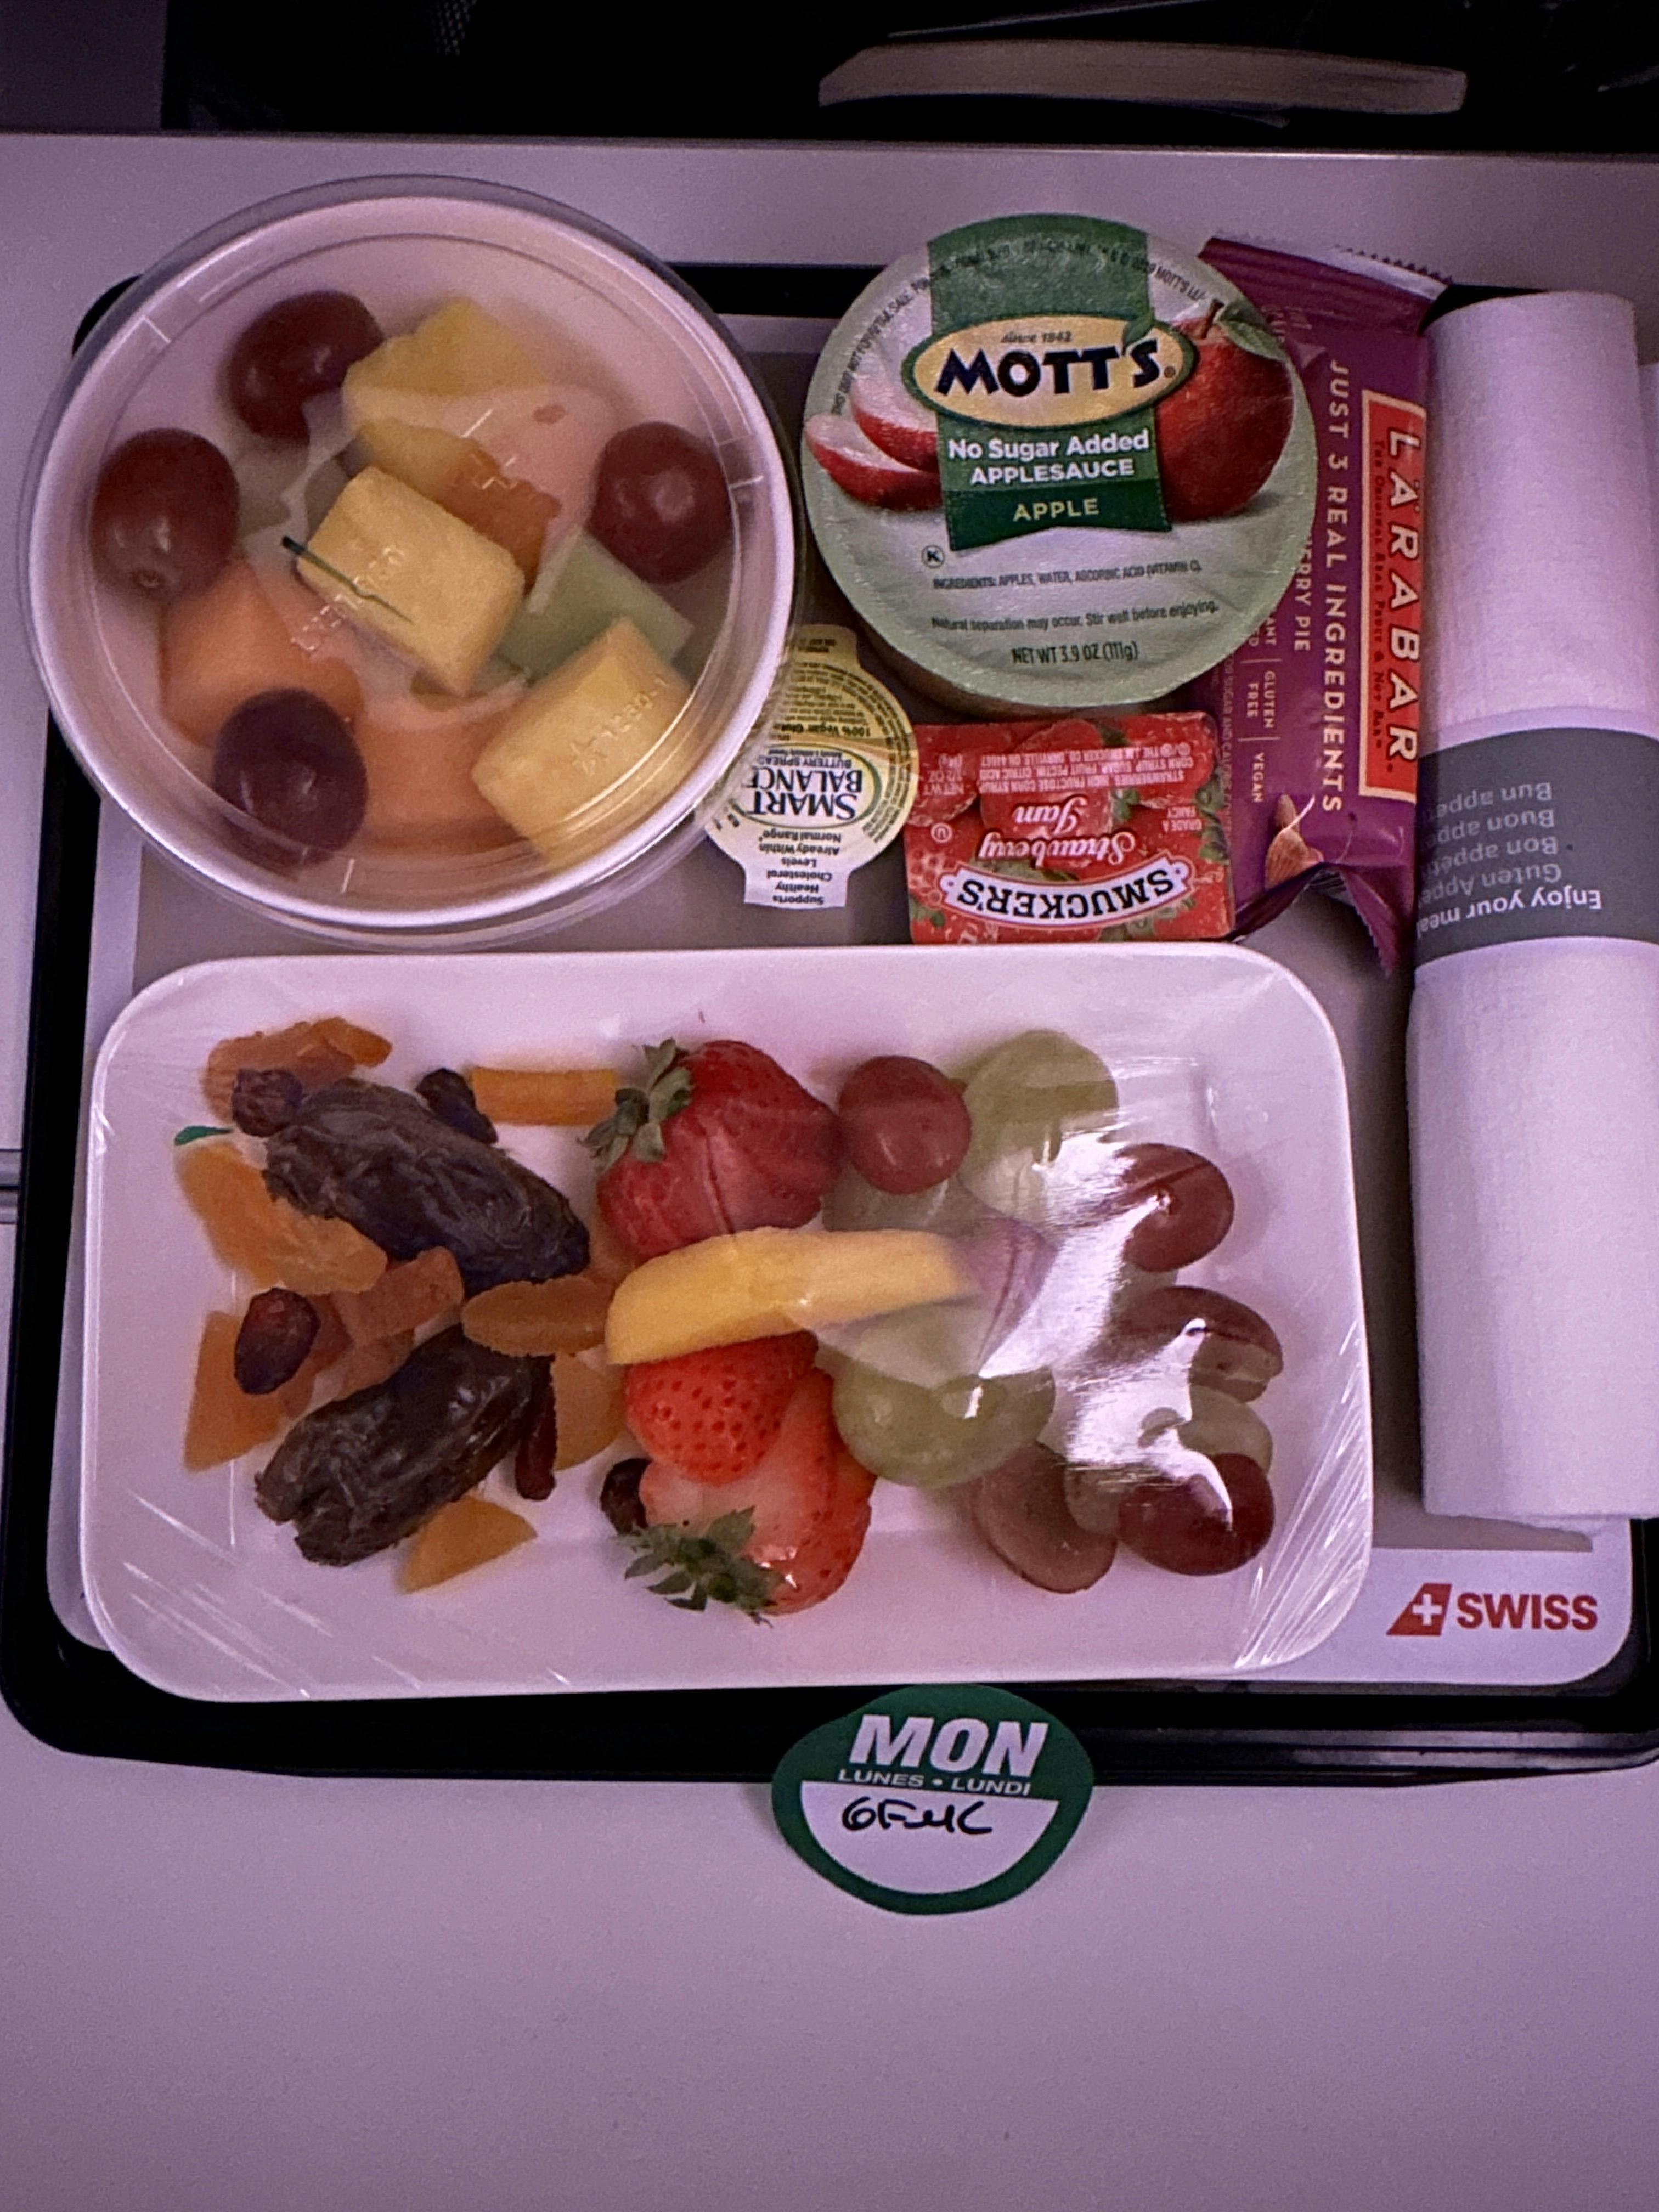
[81,944,1371,1701]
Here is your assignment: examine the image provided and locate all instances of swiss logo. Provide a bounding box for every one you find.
[1388,1581,1452,1637]
[1385,1581,1600,1637]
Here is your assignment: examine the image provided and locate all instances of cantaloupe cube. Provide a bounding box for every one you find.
[604,1229,975,1365]
[500,532,693,680]
[471,617,693,866]
[160,558,363,743]
[301,467,524,697]
[354,680,524,851]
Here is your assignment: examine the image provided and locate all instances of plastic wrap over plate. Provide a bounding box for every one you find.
[81,945,1372,1701]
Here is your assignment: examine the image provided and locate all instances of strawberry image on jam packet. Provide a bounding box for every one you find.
[904,713,1232,943]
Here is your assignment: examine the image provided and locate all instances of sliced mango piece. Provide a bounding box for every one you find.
[160,557,363,743]
[471,617,693,866]
[605,1228,975,1365]
[500,531,693,681]
[400,1491,535,1592]
[302,467,524,697]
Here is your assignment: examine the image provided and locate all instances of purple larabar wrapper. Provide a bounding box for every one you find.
[1189,239,1443,969]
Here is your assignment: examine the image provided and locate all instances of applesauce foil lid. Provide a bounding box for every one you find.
[706,625,917,908]
[802,216,1317,714]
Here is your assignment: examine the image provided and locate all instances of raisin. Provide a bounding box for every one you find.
[231,1065,304,1137]
[600,1455,649,1535]
[514,1366,558,1500]
[234,1288,321,1395]
[416,1067,497,1144]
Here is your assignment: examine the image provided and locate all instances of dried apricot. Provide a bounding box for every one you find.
[184,1311,285,1469]
[552,1350,626,1470]
[585,1211,636,1288]
[334,1330,414,1398]
[335,1245,464,1346]
[178,1139,387,1295]
[400,1492,535,1592]
[309,1015,392,1068]
[461,1272,611,1357]
[467,1066,622,1127]
[201,1017,391,1119]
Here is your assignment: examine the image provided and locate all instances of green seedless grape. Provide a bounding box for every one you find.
[959,1030,1118,1230]
[831,1358,1056,1489]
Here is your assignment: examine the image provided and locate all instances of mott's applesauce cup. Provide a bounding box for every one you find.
[803,215,1317,714]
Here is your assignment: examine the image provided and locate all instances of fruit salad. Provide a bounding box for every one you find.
[89,290,736,883]
[174,1013,1286,1618]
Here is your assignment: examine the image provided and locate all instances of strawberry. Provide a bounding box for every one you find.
[623,1333,819,1482]
[627,1370,872,1617]
[587,1039,841,1260]
[769,1446,876,1616]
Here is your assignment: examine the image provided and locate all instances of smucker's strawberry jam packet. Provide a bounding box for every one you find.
[1186,240,1444,969]
[904,713,1231,943]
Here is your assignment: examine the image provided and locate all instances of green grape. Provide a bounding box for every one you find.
[820,1166,990,1235]
[958,1031,1118,1229]
[832,1359,1055,1489]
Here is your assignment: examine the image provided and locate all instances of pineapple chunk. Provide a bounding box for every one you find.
[301,467,524,697]
[471,617,693,866]
[343,299,544,414]
[605,1229,975,1365]
[500,532,694,681]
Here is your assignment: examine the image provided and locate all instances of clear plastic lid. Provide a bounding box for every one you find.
[20,176,798,945]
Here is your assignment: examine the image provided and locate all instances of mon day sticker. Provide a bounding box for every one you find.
[771,1684,1092,1915]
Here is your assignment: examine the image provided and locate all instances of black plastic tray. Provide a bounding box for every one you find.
[6,264,1658,1784]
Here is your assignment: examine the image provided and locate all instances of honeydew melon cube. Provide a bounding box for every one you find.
[301,466,524,697]
[499,531,695,680]
[470,616,693,866]
[605,1228,976,1365]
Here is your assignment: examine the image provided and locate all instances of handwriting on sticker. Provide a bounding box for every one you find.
[842,1795,993,1835]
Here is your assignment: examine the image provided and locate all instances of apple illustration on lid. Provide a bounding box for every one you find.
[800,213,1317,715]
[1155,301,1297,524]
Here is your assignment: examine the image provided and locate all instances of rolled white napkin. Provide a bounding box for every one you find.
[1411,292,1659,1525]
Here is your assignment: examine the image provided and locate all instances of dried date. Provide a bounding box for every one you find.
[234,1288,320,1395]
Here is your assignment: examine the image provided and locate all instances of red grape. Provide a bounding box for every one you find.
[1111,1284,1283,1402]
[969,1442,1117,1593]
[225,291,382,443]
[1116,1452,1274,1576]
[590,421,731,584]
[837,1056,971,1195]
[211,688,366,861]
[1099,1143,1234,1271]
[90,428,238,602]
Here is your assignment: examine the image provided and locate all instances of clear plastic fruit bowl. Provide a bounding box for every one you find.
[19,176,797,945]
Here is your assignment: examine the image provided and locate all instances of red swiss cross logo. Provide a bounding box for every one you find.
[1387,1581,1452,1637]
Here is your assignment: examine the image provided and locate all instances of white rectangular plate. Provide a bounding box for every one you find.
[82,944,1372,1701]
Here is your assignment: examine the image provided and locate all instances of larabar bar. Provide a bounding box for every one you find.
[1188,239,1442,968]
